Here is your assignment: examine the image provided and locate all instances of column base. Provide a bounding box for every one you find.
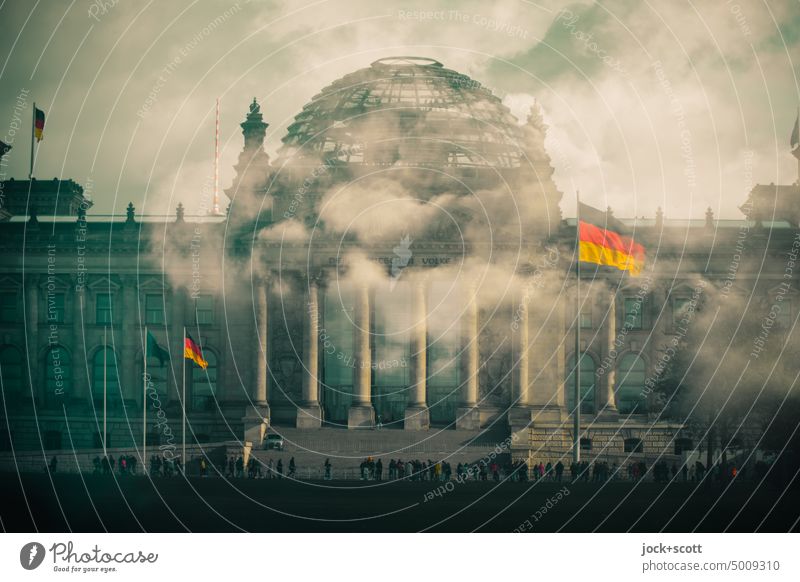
[243,404,270,447]
[404,405,430,430]
[597,406,619,422]
[456,406,481,430]
[348,404,375,429]
[296,403,322,429]
[507,406,533,430]
[528,404,564,424]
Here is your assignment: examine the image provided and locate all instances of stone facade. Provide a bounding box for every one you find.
[1,57,798,470]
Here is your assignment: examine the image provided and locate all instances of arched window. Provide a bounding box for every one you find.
[192,349,217,411]
[45,346,71,407]
[0,346,24,402]
[566,353,595,414]
[92,347,120,405]
[142,353,168,399]
[617,353,647,414]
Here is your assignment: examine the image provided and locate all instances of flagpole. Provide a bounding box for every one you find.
[182,326,186,465]
[573,192,581,466]
[143,326,147,474]
[103,326,107,457]
[29,102,34,179]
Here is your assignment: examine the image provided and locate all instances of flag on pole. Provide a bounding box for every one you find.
[184,333,208,369]
[146,330,170,365]
[34,107,45,142]
[578,202,645,276]
[791,110,800,159]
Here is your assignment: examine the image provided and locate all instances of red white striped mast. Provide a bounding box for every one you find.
[212,97,221,215]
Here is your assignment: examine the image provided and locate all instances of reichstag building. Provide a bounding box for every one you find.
[1,57,797,469]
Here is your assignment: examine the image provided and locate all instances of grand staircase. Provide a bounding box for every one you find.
[248,425,513,480]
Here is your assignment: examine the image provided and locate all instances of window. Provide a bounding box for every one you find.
[145,294,165,325]
[46,293,66,323]
[96,294,113,324]
[0,293,18,323]
[44,430,62,450]
[580,438,592,451]
[0,346,24,400]
[194,295,214,325]
[192,348,217,411]
[566,353,596,414]
[580,303,592,329]
[617,354,647,414]
[674,438,693,455]
[143,353,168,399]
[93,432,111,449]
[624,297,642,330]
[45,346,70,406]
[92,347,120,404]
[624,438,643,453]
[672,297,691,327]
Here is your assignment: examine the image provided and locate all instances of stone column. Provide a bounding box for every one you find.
[348,284,374,428]
[297,279,322,428]
[510,289,539,428]
[243,275,270,445]
[71,285,88,404]
[602,290,618,414]
[405,280,430,430]
[457,283,480,430]
[514,296,530,406]
[25,278,40,405]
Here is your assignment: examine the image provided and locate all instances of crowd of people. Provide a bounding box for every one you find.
[350,458,535,482]
[91,454,140,475]
[44,448,753,485]
[223,455,297,479]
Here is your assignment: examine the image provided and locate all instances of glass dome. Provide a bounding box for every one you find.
[277,57,526,169]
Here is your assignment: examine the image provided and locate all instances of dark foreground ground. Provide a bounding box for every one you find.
[1,472,797,532]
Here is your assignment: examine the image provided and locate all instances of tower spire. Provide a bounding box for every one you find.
[241,97,268,151]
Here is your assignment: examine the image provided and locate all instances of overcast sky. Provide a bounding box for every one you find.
[1,0,798,218]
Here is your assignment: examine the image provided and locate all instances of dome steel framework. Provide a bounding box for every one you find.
[278,57,526,169]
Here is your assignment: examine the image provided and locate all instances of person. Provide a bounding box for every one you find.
[324,458,331,480]
[555,461,564,482]
[120,456,128,475]
[129,455,137,475]
[376,458,383,481]
[267,458,274,479]
[681,462,688,482]
[276,459,283,479]
[235,456,244,478]
[200,457,207,477]
[288,457,296,478]
[227,457,235,478]
[48,455,57,473]
[545,462,553,480]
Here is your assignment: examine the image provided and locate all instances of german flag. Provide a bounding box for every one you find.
[184,333,208,369]
[34,107,45,142]
[578,202,645,276]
